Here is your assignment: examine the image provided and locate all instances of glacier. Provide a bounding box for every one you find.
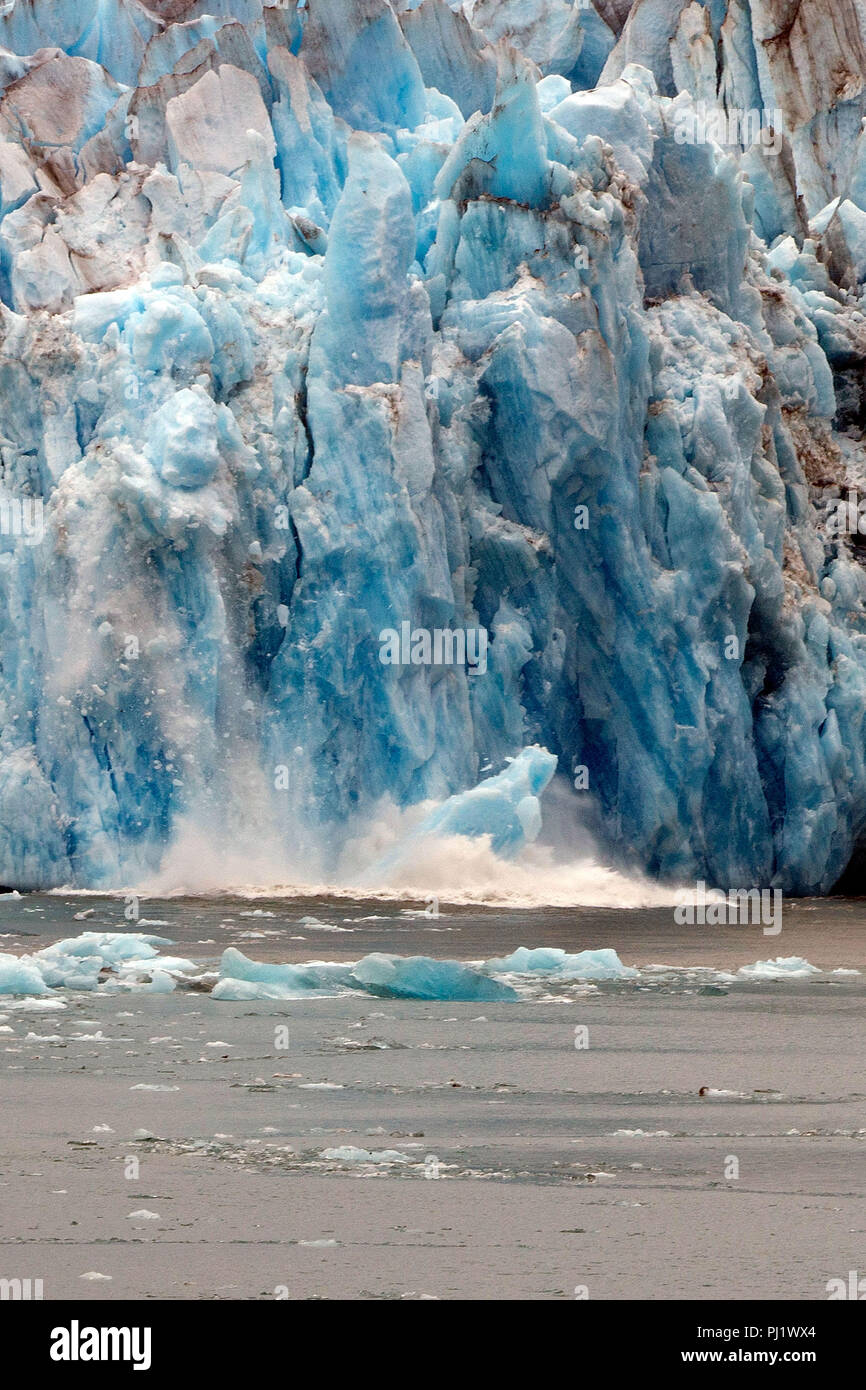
[2,2,866,894]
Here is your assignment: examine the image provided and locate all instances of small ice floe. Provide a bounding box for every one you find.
[611,1129,672,1137]
[299,1082,344,1090]
[5,997,66,1010]
[127,1209,161,1221]
[69,1031,123,1042]
[320,1146,411,1164]
[73,909,96,921]
[298,1239,339,1248]
[737,956,821,979]
[326,1035,390,1050]
[116,970,177,994]
[698,1087,748,1098]
[80,1272,112,1281]
[485,946,638,981]
[129,1084,179,1092]
[136,919,170,928]
[643,963,736,982]
[0,955,51,995]
[116,955,197,977]
[299,917,352,933]
[92,1124,114,1132]
[239,910,276,918]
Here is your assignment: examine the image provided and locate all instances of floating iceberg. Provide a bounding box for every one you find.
[736,956,823,981]
[213,940,641,999]
[213,946,518,1001]
[0,931,852,999]
[320,1147,412,1164]
[39,931,172,960]
[485,945,638,980]
[0,954,49,996]
[211,946,357,1000]
[349,952,519,1000]
[0,929,194,995]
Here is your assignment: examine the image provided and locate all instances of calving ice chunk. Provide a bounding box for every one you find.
[50,1321,151,1371]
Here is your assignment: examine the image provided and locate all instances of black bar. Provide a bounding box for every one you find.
[4,1298,860,1376]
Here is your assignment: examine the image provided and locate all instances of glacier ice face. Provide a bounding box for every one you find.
[3,2,866,894]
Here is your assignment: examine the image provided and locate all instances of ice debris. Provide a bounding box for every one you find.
[0,930,195,995]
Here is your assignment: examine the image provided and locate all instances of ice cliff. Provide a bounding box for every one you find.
[3,0,866,894]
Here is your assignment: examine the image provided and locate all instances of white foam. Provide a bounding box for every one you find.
[122,820,680,910]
